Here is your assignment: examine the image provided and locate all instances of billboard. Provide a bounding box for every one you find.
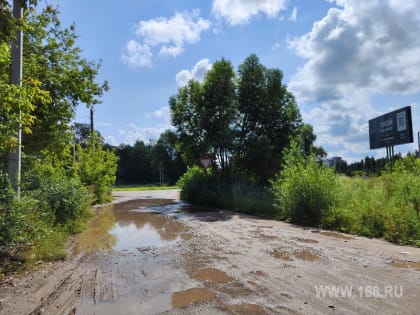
[369,106,413,149]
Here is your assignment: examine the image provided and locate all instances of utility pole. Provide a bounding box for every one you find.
[8,0,23,192]
[90,107,94,134]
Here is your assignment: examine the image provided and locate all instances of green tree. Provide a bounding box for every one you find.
[201,59,237,171]
[170,54,317,183]
[170,59,237,171]
[0,42,50,160]
[151,130,186,184]
[20,6,108,159]
[170,80,207,165]
[235,54,303,182]
[75,133,118,203]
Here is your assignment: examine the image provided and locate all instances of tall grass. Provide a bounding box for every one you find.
[326,167,420,246]
[271,146,419,246]
[177,166,275,217]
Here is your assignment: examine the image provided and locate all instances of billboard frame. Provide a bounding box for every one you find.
[368,106,413,150]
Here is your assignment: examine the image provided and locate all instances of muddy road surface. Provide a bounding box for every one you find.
[0,190,419,314]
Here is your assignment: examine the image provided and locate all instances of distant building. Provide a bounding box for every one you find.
[327,156,343,167]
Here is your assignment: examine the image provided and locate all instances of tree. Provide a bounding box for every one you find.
[151,130,186,184]
[170,80,207,166]
[298,123,326,159]
[20,6,108,159]
[170,54,320,183]
[75,133,118,203]
[200,58,237,171]
[235,54,303,182]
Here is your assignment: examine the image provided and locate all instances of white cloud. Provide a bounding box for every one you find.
[175,58,213,86]
[290,7,298,22]
[153,106,171,125]
[123,10,211,67]
[118,123,169,145]
[288,0,420,159]
[105,135,117,146]
[121,40,152,67]
[212,0,288,26]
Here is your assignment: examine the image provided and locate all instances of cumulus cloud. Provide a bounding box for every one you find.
[175,58,213,86]
[288,0,420,159]
[212,0,288,26]
[121,40,152,67]
[118,123,169,145]
[122,10,210,67]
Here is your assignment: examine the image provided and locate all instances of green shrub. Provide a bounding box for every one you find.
[271,141,339,226]
[177,166,275,216]
[75,133,119,203]
[23,162,91,233]
[325,157,420,246]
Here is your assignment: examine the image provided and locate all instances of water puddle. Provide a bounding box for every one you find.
[389,259,420,271]
[171,288,216,308]
[221,303,267,314]
[271,248,319,261]
[77,199,188,253]
[74,205,116,254]
[293,249,319,261]
[78,295,173,315]
[191,268,235,283]
[311,230,353,240]
[271,248,292,261]
[292,237,319,244]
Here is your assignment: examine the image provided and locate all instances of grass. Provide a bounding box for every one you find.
[112,184,178,191]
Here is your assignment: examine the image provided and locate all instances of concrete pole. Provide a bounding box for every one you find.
[8,0,23,193]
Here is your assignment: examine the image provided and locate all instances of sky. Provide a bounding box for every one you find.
[41,0,420,162]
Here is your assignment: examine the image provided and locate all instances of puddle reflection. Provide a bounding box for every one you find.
[76,199,187,253]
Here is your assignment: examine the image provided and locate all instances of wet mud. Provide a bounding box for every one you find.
[0,190,419,315]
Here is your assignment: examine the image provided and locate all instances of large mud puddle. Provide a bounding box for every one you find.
[76,199,197,314]
[75,199,187,254]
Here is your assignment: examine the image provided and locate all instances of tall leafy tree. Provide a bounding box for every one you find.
[170,80,207,165]
[21,5,108,159]
[170,54,320,183]
[201,58,237,170]
[171,59,236,171]
[236,54,302,182]
[151,130,186,184]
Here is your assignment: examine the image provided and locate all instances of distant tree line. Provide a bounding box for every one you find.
[111,131,186,186]
[333,154,405,176]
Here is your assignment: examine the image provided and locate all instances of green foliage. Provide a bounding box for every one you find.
[170,54,315,184]
[0,42,51,152]
[271,141,339,226]
[23,162,90,232]
[177,166,275,216]
[316,155,420,246]
[20,5,108,158]
[76,133,118,203]
[116,131,186,185]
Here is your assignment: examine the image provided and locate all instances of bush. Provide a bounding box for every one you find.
[271,141,339,226]
[319,156,420,246]
[23,162,91,233]
[177,166,275,216]
[75,133,118,203]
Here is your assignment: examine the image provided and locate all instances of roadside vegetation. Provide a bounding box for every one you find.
[0,3,117,275]
[172,54,419,247]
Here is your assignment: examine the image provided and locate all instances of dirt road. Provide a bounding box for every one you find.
[0,190,419,314]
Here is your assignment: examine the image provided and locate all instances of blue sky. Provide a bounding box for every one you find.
[43,0,420,162]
